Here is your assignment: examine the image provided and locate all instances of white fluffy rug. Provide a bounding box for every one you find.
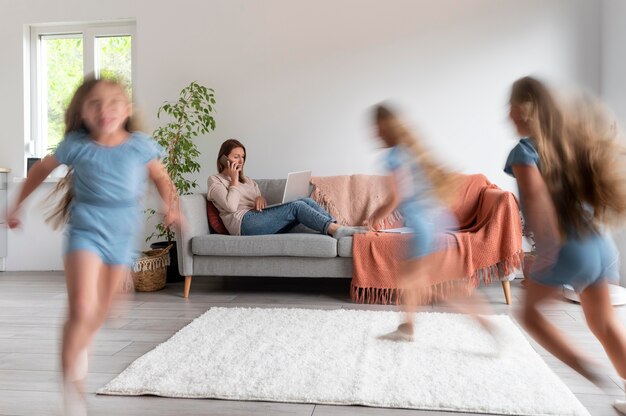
[98,307,589,415]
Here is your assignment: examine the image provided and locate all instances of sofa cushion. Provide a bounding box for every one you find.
[192,233,338,257]
[337,236,353,257]
[206,201,229,235]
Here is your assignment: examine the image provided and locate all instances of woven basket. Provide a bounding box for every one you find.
[131,245,172,292]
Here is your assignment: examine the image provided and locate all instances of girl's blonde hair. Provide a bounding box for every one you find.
[510,76,626,236]
[46,75,141,229]
[374,104,459,204]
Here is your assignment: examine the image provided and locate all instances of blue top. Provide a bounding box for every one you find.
[384,144,441,216]
[53,130,164,265]
[383,144,457,258]
[504,137,539,177]
[504,140,619,290]
[55,130,164,207]
[505,137,600,237]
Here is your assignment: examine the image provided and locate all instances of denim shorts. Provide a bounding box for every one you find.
[530,232,620,292]
[403,204,458,260]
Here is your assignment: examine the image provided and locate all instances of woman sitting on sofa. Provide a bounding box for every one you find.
[208,139,366,238]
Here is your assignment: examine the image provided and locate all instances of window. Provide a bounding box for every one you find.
[27,21,135,159]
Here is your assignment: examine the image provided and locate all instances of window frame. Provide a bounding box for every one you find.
[27,21,136,159]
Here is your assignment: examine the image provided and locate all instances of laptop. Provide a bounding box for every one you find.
[265,170,312,208]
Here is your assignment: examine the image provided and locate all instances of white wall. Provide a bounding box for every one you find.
[0,0,604,271]
[601,0,626,127]
[601,0,626,286]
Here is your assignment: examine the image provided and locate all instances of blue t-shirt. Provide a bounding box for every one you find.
[54,130,164,206]
[385,145,437,209]
[383,144,458,258]
[384,145,442,219]
[504,139,618,289]
[504,137,539,177]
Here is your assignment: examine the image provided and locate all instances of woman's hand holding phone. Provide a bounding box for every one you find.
[221,155,241,184]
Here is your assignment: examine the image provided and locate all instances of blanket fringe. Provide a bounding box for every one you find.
[350,250,524,305]
[311,186,344,223]
[133,255,170,272]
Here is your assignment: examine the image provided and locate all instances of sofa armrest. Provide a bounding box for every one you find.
[175,194,210,276]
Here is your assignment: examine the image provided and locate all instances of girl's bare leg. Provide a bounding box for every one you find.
[62,252,103,383]
[62,251,102,415]
[62,253,128,415]
[579,280,626,377]
[399,260,425,330]
[378,259,427,341]
[519,279,597,380]
[580,280,626,394]
[579,279,626,415]
[439,286,495,334]
[94,265,129,328]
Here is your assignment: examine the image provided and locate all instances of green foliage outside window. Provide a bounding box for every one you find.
[44,37,83,152]
[97,36,132,95]
[44,35,132,152]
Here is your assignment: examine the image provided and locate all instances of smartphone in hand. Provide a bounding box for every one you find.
[219,155,230,167]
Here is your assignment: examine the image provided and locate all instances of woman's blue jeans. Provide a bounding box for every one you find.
[240,197,335,236]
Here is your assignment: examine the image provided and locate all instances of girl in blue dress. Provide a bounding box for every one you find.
[505,76,626,413]
[368,104,491,341]
[6,76,180,413]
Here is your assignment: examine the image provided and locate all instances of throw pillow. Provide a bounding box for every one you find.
[206,201,229,235]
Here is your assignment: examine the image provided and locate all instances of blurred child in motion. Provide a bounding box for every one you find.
[6,75,180,415]
[505,76,626,413]
[368,104,492,341]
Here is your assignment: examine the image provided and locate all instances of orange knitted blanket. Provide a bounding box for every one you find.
[311,174,523,304]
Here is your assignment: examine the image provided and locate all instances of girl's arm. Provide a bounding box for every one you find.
[365,175,400,230]
[512,164,560,271]
[147,160,180,228]
[6,155,61,228]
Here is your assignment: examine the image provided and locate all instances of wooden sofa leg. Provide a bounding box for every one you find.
[183,276,192,299]
[501,280,512,305]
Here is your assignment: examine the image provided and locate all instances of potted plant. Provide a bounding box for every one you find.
[146,81,217,282]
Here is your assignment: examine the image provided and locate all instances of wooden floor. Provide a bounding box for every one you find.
[0,272,624,416]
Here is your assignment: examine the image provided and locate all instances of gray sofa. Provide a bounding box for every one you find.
[176,179,354,298]
[176,178,514,303]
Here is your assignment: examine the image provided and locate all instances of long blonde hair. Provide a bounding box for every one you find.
[374,104,459,204]
[46,75,142,228]
[510,76,626,236]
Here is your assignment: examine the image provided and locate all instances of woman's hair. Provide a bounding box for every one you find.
[510,76,626,236]
[216,139,247,184]
[374,104,459,204]
[46,75,139,229]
